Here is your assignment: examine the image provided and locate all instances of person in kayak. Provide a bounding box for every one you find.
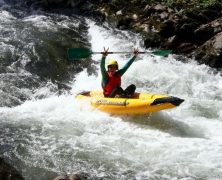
[100,47,139,98]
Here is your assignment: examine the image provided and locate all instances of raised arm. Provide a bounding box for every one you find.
[100,47,109,87]
[118,48,139,76]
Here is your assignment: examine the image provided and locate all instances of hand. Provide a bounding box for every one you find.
[133,48,139,57]
[102,47,109,57]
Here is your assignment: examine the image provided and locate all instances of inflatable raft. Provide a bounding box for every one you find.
[76,91,184,115]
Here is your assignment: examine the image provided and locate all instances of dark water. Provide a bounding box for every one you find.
[0,0,96,107]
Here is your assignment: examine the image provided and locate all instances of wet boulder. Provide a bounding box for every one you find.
[0,158,24,180]
[144,32,162,48]
[193,31,222,68]
[194,24,215,45]
[194,17,222,45]
[53,173,88,180]
[158,20,176,38]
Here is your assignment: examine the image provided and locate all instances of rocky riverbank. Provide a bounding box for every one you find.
[29,0,222,69]
[0,158,24,180]
[96,0,222,69]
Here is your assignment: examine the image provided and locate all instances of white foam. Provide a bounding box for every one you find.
[1,17,222,179]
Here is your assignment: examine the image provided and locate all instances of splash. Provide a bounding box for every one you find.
[1,17,222,179]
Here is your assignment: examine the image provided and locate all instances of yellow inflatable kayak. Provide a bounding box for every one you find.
[76,90,184,115]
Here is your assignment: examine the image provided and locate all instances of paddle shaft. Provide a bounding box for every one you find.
[67,48,172,59]
[90,52,146,54]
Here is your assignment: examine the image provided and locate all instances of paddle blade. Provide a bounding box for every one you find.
[152,50,172,56]
[68,48,92,59]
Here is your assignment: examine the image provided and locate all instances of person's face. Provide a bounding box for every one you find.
[108,65,118,74]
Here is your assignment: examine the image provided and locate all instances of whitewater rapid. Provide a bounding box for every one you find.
[1,8,222,180]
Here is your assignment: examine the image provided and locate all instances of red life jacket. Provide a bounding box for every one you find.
[103,72,121,96]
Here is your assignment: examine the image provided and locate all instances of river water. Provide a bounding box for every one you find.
[1,1,222,180]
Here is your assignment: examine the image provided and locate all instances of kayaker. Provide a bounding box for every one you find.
[100,47,139,98]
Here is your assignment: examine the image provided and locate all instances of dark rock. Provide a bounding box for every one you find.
[0,158,24,180]
[42,0,86,8]
[194,17,222,45]
[158,20,175,38]
[208,17,222,34]
[193,32,222,68]
[142,5,156,18]
[53,173,88,180]
[176,22,199,42]
[185,10,209,23]
[177,43,196,54]
[164,35,181,49]
[200,8,221,20]
[116,17,133,30]
[194,24,214,45]
[144,32,162,48]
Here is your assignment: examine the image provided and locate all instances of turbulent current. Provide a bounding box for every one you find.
[1,1,222,180]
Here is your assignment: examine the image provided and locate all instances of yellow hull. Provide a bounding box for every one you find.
[76,91,184,115]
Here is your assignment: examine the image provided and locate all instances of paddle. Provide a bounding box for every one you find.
[67,48,172,60]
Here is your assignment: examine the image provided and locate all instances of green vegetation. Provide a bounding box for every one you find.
[160,0,222,8]
[199,0,222,6]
